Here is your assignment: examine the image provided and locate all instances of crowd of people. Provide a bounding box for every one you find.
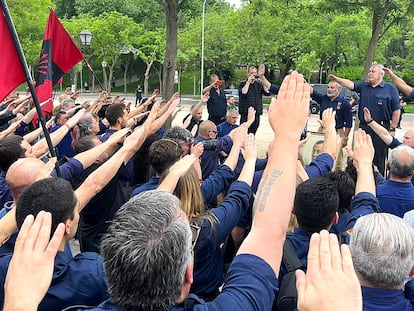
[0,66,414,311]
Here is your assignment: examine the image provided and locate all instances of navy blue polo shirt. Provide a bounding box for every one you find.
[376,180,414,217]
[362,286,414,311]
[207,88,227,118]
[354,81,400,125]
[311,92,353,129]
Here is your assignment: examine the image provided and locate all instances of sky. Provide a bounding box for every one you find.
[225,0,242,9]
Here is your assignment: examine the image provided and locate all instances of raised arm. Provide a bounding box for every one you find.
[157,154,196,193]
[363,107,393,145]
[32,109,86,157]
[319,108,338,159]
[346,129,376,195]
[383,67,413,97]
[238,71,309,275]
[329,74,355,91]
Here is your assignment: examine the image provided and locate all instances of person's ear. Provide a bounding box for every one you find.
[332,212,339,225]
[64,219,72,235]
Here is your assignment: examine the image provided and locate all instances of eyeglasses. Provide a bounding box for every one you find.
[190,224,201,251]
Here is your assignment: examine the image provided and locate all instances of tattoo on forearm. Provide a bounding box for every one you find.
[254,170,283,212]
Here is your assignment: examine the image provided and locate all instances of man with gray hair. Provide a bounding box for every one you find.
[376,145,414,217]
[351,213,414,310]
[330,64,400,175]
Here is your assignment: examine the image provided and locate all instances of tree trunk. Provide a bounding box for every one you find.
[363,2,392,79]
[162,0,178,103]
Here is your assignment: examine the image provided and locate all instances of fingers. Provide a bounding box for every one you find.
[306,232,321,277]
[329,233,342,272]
[13,214,35,255]
[318,230,333,274]
[340,244,356,276]
[295,269,307,306]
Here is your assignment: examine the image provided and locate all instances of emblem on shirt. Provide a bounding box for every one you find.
[337,102,342,110]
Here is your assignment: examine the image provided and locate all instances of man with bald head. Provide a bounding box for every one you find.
[195,120,233,180]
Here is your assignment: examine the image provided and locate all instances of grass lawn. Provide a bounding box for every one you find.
[404,103,414,114]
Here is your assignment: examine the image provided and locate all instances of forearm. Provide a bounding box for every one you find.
[391,110,400,129]
[260,76,271,92]
[241,82,250,94]
[388,72,413,96]
[356,164,376,195]
[223,143,242,171]
[237,158,256,185]
[32,125,70,157]
[336,78,354,90]
[75,148,129,211]
[0,209,17,247]
[157,173,180,193]
[24,127,43,143]
[202,84,214,94]
[74,140,116,169]
[368,121,393,145]
[322,127,337,158]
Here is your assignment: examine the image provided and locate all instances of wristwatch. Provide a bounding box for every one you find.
[389,127,396,132]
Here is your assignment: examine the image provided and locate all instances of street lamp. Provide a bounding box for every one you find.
[79,28,93,50]
[101,61,108,91]
[200,0,207,95]
[79,29,93,92]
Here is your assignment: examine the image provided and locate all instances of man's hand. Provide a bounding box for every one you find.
[191,142,204,159]
[247,107,256,124]
[258,64,265,77]
[3,211,65,311]
[232,124,248,148]
[345,129,374,171]
[383,67,393,77]
[242,133,257,162]
[328,74,339,82]
[363,107,373,123]
[295,230,362,311]
[319,108,336,130]
[201,92,210,103]
[167,154,196,178]
[268,71,309,138]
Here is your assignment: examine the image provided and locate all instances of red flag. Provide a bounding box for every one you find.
[0,7,26,102]
[33,9,83,126]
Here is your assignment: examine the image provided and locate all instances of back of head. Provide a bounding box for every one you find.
[101,191,192,310]
[74,135,100,154]
[149,139,182,175]
[294,177,339,232]
[388,145,414,179]
[351,213,414,289]
[0,135,25,171]
[325,171,355,213]
[164,126,194,145]
[198,120,215,137]
[16,178,76,237]
[105,103,126,126]
[6,158,46,200]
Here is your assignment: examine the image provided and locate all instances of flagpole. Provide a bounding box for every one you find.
[84,60,105,91]
[0,0,61,176]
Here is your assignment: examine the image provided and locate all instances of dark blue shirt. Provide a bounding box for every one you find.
[354,81,400,125]
[71,254,278,311]
[195,135,233,180]
[51,124,75,159]
[130,176,160,198]
[206,88,227,118]
[0,171,12,209]
[0,248,109,311]
[362,286,414,311]
[311,92,353,129]
[191,181,251,297]
[376,180,414,217]
[217,121,238,138]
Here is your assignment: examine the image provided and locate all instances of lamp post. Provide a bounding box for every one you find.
[79,29,93,91]
[101,61,108,91]
[200,0,207,95]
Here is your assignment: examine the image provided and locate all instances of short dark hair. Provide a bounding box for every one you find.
[54,110,67,122]
[75,135,99,154]
[325,171,355,213]
[149,139,182,175]
[164,126,194,145]
[0,135,25,171]
[105,103,126,126]
[294,177,339,232]
[16,178,76,237]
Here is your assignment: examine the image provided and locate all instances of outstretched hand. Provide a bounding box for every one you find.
[268,71,309,138]
[295,230,362,311]
[345,129,374,171]
[3,211,65,311]
[363,107,372,123]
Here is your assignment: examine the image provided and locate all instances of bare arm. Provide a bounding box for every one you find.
[237,133,257,185]
[329,74,355,91]
[258,64,271,92]
[363,107,393,145]
[238,72,309,275]
[157,154,196,192]
[222,124,247,171]
[384,67,413,97]
[31,109,86,157]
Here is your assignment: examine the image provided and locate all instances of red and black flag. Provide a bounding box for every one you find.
[0,6,26,102]
[33,8,83,126]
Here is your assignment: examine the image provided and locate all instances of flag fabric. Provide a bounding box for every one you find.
[33,9,83,126]
[0,7,26,102]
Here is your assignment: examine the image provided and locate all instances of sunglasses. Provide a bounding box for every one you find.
[190,224,201,251]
